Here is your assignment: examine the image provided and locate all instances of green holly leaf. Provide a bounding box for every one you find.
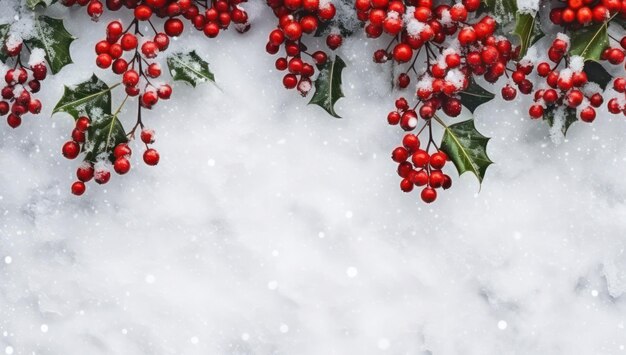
[53,74,117,120]
[84,113,128,163]
[0,24,10,62]
[569,22,609,61]
[439,119,493,184]
[25,16,75,74]
[482,0,517,25]
[544,107,578,136]
[26,0,56,9]
[584,60,612,89]
[459,78,495,113]
[513,12,543,59]
[309,55,346,118]
[166,50,215,87]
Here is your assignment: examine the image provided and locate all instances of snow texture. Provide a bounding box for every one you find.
[1,2,626,355]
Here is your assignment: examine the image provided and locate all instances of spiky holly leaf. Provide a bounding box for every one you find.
[569,22,609,61]
[545,107,578,136]
[513,12,544,58]
[0,24,10,62]
[584,60,612,89]
[167,50,215,87]
[309,55,346,118]
[84,113,128,163]
[482,0,517,25]
[53,74,116,120]
[439,119,493,184]
[26,0,56,9]
[459,78,495,113]
[25,16,75,74]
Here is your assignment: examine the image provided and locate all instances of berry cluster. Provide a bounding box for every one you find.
[64,0,250,38]
[549,0,625,27]
[62,113,161,195]
[526,37,602,123]
[266,0,341,96]
[355,0,516,200]
[388,98,451,203]
[96,20,172,107]
[1,36,45,128]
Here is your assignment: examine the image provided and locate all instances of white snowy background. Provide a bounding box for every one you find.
[1,1,626,354]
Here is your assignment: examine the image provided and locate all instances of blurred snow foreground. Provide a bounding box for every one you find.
[2,1,626,354]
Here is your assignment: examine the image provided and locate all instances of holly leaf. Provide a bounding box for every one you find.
[309,55,346,118]
[545,107,578,136]
[0,24,10,62]
[513,12,543,59]
[25,16,75,74]
[569,22,609,61]
[166,50,215,87]
[53,74,116,120]
[584,60,612,89]
[84,113,128,163]
[440,119,493,184]
[459,78,495,113]
[482,0,517,25]
[26,0,56,9]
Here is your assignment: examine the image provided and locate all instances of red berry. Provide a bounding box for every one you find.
[76,116,90,131]
[62,141,80,159]
[393,43,413,63]
[95,168,111,184]
[421,186,437,203]
[143,149,160,166]
[326,34,342,50]
[164,18,184,37]
[114,157,131,174]
[430,151,447,169]
[77,163,94,182]
[123,70,140,87]
[7,113,21,128]
[157,84,172,99]
[141,41,159,58]
[71,181,86,196]
[106,20,123,39]
[402,134,420,151]
[411,149,429,167]
[134,5,152,20]
[120,34,138,51]
[392,147,409,162]
[141,129,155,144]
[283,22,302,41]
[283,74,298,89]
[529,104,544,119]
[580,106,596,122]
[96,53,112,68]
[400,178,414,192]
[501,85,517,100]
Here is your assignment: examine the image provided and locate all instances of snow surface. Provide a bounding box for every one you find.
[2,3,626,355]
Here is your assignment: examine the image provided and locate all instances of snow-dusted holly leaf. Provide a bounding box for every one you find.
[440,119,493,184]
[513,12,543,59]
[482,0,517,24]
[167,50,215,87]
[584,60,612,89]
[545,107,578,136]
[84,113,128,163]
[27,0,56,9]
[309,55,346,118]
[459,78,495,113]
[0,24,10,62]
[26,16,75,74]
[569,22,609,61]
[53,74,115,120]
